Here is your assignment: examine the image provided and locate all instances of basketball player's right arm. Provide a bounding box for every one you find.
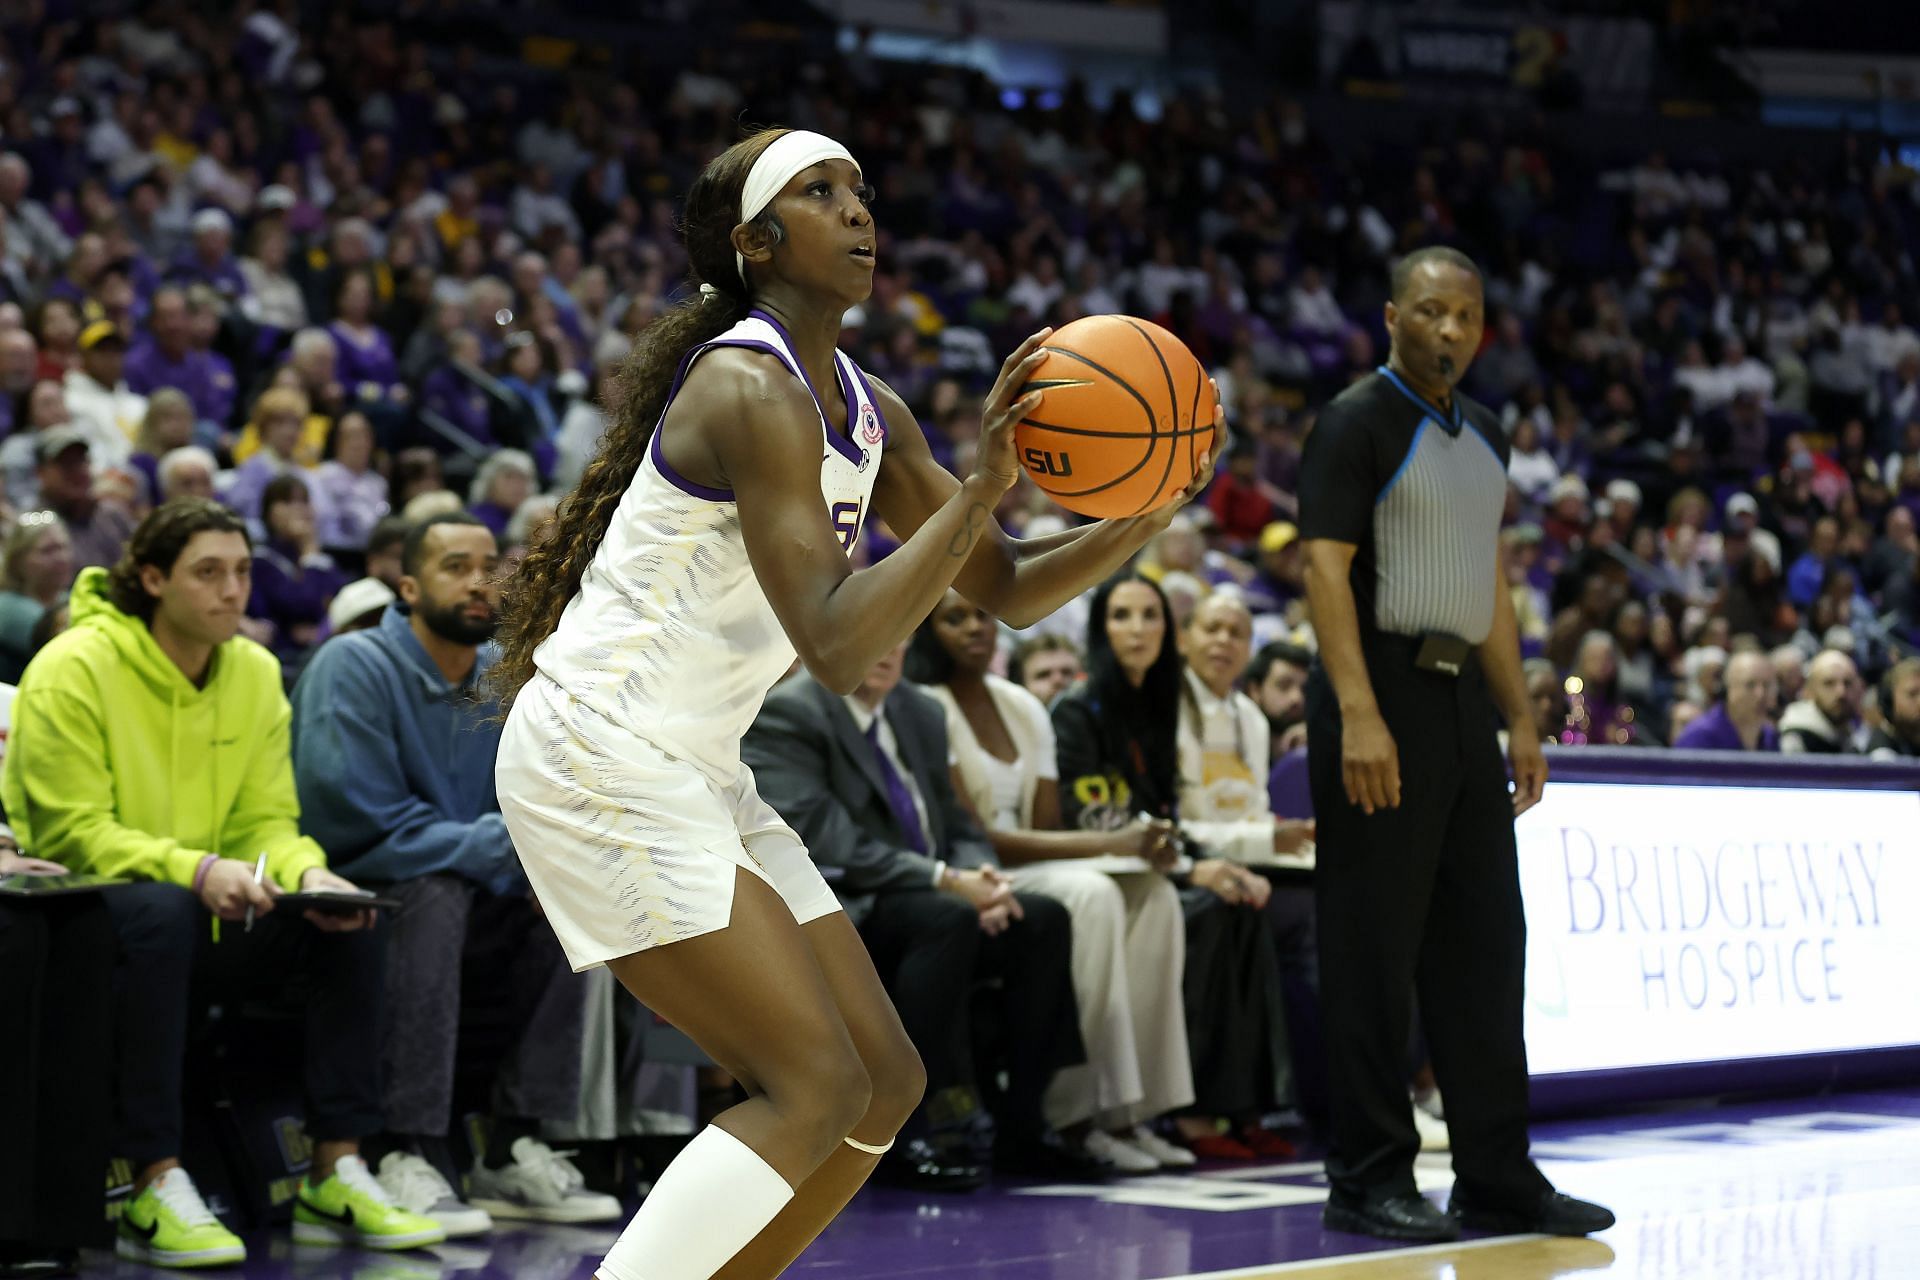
[699,355,1024,694]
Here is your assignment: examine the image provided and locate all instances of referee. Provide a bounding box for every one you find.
[1297,247,1612,1242]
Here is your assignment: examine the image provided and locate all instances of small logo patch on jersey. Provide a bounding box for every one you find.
[859,404,884,445]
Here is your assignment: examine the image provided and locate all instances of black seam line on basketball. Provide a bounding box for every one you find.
[1032,346,1163,497]
[1018,418,1215,440]
[1117,318,1177,517]
[1021,378,1097,391]
[1187,355,1204,477]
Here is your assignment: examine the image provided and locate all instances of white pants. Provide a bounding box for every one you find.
[1010,865,1195,1130]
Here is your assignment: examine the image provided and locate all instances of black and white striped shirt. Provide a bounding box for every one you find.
[1298,366,1509,645]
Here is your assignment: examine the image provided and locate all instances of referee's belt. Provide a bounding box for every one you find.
[1370,630,1474,677]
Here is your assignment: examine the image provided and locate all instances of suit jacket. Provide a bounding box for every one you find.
[745,672,995,926]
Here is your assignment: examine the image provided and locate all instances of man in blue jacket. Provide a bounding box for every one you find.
[291,512,617,1237]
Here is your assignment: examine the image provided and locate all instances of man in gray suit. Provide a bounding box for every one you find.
[745,643,1099,1185]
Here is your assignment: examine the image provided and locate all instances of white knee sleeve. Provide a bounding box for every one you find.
[595,1125,795,1280]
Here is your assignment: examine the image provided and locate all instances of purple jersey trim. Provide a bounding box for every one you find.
[751,307,867,466]
[650,324,878,503]
[647,338,790,502]
[827,357,865,465]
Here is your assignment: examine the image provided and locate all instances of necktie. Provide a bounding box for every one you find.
[865,718,928,854]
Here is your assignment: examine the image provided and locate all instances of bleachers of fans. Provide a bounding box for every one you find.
[0,9,1910,743]
[2,1,1920,1272]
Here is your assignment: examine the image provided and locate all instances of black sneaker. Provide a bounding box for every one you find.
[1448,1187,1616,1236]
[1322,1192,1461,1242]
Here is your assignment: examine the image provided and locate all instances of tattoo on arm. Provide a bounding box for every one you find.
[947,501,990,557]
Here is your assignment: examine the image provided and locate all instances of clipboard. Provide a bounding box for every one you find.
[0,872,127,897]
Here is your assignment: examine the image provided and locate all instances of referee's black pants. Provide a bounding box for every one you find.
[1306,635,1550,1207]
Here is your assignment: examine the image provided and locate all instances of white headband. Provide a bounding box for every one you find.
[733,130,860,289]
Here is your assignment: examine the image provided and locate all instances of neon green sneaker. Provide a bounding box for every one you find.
[294,1154,447,1251]
[115,1167,247,1268]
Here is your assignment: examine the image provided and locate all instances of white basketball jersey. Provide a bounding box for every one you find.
[532,310,886,782]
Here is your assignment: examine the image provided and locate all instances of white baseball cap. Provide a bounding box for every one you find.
[327,577,395,633]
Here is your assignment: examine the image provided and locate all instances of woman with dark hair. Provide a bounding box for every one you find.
[129,389,197,510]
[327,269,405,408]
[1562,630,1643,746]
[1609,599,1660,713]
[1721,548,1794,649]
[1051,570,1295,1159]
[487,127,1219,1280]
[1,380,75,511]
[312,410,389,554]
[1802,563,1885,670]
[32,298,82,379]
[390,447,443,508]
[247,472,348,669]
[909,590,1196,1174]
[0,511,74,682]
[497,331,563,477]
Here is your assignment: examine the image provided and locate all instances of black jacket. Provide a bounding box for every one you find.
[1050,683,1180,832]
[744,673,994,927]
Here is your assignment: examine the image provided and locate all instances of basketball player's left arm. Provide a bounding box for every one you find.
[867,377,1222,628]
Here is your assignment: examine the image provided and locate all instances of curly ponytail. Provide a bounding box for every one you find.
[490,127,793,711]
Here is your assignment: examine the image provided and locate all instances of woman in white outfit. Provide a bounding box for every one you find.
[488,127,1221,1280]
[908,591,1197,1174]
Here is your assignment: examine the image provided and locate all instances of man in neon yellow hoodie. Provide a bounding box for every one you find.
[2,498,446,1268]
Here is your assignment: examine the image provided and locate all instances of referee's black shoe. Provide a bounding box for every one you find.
[1447,1186,1616,1236]
[1321,1191,1460,1242]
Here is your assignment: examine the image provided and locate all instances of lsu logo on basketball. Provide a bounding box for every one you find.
[1023,446,1073,478]
[860,405,884,445]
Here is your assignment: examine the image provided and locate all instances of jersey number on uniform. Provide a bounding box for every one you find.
[831,500,863,552]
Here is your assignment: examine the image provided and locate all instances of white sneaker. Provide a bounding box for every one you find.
[467,1137,623,1223]
[1083,1129,1161,1174]
[1412,1102,1451,1151]
[377,1151,495,1238]
[1127,1125,1198,1168]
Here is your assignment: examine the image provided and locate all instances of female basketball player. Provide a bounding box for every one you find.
[491,127,1223,1280]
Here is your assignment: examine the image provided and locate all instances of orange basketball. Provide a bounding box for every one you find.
[1014,314,1219,519]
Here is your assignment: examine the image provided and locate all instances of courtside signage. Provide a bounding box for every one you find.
[1515,781,1920,1073]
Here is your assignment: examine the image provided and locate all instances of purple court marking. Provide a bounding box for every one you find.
[84,1087,1920,1279]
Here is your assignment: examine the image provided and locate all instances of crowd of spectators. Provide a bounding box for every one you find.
[2,1,1920,1271]
[0,8,1909,745]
